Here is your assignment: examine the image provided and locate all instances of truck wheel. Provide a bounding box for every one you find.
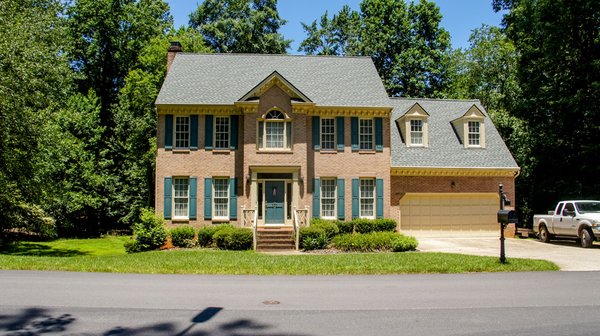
[581,229,594,248]
[539,226,551,243]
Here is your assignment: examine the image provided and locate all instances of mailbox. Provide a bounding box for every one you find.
[497,209,518,224]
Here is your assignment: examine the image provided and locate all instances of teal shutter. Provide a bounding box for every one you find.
[204,178,212,219]
[163,177,172,219]
[337,178,345,220]
[312,178,320,218]
[352,178,359,219]
[230,115,239,150]
[375,117,383,152]
[165,115,173,149]
[229,178,237,219]
[205,115,213,150]
[189,177,197,219]
[351,117,359,151]
[312,116,320,150]
[190,115,198,149]
[336,117,344,151]
[376,178,384,219]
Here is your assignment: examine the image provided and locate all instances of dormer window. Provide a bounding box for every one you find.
[451,104,486,148]
[468,121,480,147]
[258,110,292,150]
[397,103,429,147]
[410,119,424,146]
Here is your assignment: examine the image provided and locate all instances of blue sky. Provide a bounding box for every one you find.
[166,0,506,52]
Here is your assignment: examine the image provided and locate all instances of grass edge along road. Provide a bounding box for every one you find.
[0,237,558,275]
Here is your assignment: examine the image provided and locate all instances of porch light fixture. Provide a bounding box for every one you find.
[245,174,251,184]
[299,174,304,185]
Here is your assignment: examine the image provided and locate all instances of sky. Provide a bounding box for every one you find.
[165,0,507,53]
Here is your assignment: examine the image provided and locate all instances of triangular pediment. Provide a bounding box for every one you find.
[401,102,430,118]
[238,71,312,103]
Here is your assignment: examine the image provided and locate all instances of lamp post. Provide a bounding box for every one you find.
[498,184,511,264]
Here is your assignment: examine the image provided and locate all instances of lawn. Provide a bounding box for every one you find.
[0,237,559,274]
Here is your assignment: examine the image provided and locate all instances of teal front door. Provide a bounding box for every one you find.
[265,181,285,224]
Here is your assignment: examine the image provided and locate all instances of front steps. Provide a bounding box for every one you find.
[256,227,295,251]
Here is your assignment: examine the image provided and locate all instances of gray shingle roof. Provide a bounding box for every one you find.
[390,98,519,169]
[156,53,390,107]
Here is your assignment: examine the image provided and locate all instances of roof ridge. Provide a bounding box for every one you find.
[390,97,481,103]
[176,52,373,60]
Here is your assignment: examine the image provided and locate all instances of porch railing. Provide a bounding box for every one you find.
[293,206,310,250]
[242,207,258,251]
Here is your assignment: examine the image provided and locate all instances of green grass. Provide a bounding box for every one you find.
[0,237,559,274]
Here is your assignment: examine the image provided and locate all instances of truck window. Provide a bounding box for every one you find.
[556,203,564,215]
[575,202,600,214]
[563,203,575,215]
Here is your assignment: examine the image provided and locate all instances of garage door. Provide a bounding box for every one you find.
[399,193,499,231]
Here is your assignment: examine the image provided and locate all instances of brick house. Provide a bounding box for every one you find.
[155,43,519,235]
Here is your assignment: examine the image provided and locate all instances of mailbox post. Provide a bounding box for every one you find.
[497,184,516,264]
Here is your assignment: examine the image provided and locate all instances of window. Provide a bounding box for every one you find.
[321,118,335,150]
[213,178,229,219]
[359,179,375,219]
[468,121,480,146]
[359,119,373,150]
[410,119,423,146]
[321,179,336,218]
[215,116,229,149]
[175,116,189,148]
[258,110,291,149]
[173,177,189,218]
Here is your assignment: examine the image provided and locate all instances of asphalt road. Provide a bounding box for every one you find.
[1,270,600,336]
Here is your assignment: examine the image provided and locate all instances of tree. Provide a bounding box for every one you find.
[0,0,73,241]
[189,0,291,53]
[493,0,600,221]
[67,0,172,126]
[299,0,451,97]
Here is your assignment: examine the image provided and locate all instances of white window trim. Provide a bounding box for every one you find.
[320,117,336,151]
[212,177,229,221]
[174,115,190,149]
[320,178,337,219]
[257,110,292,150]
[359,178,375,219]
[172,177,189,220]
[359,118,374,151]
[467,120,482,148]
[409,119,424,147]
[214,116,230,150]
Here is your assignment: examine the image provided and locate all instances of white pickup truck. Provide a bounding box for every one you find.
[533,200,600,248]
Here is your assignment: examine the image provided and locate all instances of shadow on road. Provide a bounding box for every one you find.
[0,307,313,336]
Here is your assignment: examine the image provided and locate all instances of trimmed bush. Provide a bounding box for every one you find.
[353,219,375,234]
[197,226,220,247]
[351,218,397,233]
[213,227,253,250]
[170,226,196,248]
[310,219,339,238]
[336,220,354,234]
[299,226,326,250]
[331,232,417,252]
[125,208,167,253]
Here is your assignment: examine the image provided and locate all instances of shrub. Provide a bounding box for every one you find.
[391,235,418,252]
[310,219,339,238]
[353,219,376,234]
[213,227,253,250]
[125,208,167,253]
[336,220,354,234]
[170,226,196,248]
[299,226,329,250]
[197,226,220,247]
[351,218,397,233]
[332,232,416,252]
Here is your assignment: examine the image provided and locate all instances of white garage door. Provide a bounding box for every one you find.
[399,193,499,231]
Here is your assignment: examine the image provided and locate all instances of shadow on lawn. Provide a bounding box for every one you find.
[0,242,89,257]
[0,307,314,336]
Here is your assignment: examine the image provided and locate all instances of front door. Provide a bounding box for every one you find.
[265,181,285,224]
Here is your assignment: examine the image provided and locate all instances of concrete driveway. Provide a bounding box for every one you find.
[406,230,600,271]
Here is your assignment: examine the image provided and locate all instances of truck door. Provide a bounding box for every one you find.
[556,202,576,235]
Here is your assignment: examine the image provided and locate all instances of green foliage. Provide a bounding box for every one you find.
[336,220,354,234]
[351,218,397,233]
[492,0,600,222]
[299,226,329,250]
[310,219,340,238]
[299,0,451,97]
[170,226,196,248]
[190,0,291,53]
[332,232,417,252]
[213,227,253,250]
[126,208,167,253]
[197,226,221,247]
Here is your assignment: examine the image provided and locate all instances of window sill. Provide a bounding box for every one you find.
[212,149,231,154]
[357,150,377,154]
[212,217,230,223]
[172,149,191,153]
[172,218,190,223]
[318,149,338,154]
[257,150,293,154]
